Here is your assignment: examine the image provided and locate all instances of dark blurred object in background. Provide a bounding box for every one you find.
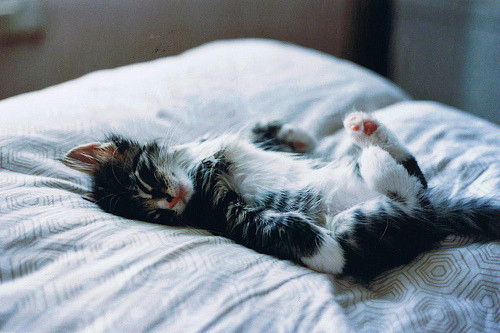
[390,0,499,124]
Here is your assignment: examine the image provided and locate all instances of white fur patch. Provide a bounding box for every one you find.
[301,233,345,275]
[359,147,422,205]
[156,199,171,209]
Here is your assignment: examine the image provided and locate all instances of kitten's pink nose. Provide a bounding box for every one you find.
[168,185,189,209]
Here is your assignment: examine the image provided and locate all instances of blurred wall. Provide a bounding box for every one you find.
[1,0,375,100]
[390,0,499,124]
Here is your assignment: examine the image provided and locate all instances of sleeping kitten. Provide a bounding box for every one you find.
[63,112,499,282]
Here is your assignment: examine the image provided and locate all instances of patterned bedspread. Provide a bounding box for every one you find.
[0,39,498,332]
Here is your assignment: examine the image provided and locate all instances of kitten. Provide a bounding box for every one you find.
[63,112,499,282]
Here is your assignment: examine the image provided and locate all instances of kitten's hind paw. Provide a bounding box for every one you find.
[251,121,316,153]
[343,112,388,148]
[301,232,345,275]
[344,112,427,187]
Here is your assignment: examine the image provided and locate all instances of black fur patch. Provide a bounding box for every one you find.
[251,121,291,151]
[226,210,322,261]
[336,192,500,283]
[353,161,362,179]
[400,157,428,189]
[336,199,445,283]
[386,191,406,204]
[91,136,183,226]
[261,188,321,218]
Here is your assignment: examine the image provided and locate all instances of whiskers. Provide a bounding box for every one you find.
[92,191,128,212]
[156,121,183,150]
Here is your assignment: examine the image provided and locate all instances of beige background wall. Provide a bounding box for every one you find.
[0,0,360,100]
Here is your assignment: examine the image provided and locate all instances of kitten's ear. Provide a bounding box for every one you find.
[82,192,96,202]
[62,142,117,174]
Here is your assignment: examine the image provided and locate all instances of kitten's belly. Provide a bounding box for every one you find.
[322,184,380,215]
[311,164,380,215]
[223,142,313,203]
[217,137,380,214]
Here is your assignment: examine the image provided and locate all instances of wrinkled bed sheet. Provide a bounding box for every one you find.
[0,39,498,332]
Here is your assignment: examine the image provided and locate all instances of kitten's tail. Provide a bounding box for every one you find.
[430,193,500,241]
[334,191,499,283]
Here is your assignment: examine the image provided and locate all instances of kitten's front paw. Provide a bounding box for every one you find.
[276,125,316,153]
[343,112,388,148]
[252,121,316,153]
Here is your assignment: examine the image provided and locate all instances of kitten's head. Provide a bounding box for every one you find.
[63,135,193,224]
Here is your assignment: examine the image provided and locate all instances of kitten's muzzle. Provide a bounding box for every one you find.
[168,184,190,209]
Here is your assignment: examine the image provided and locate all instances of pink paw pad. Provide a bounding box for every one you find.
[349,121,378,136]
[293,141,306,150]
[363,121,378,136]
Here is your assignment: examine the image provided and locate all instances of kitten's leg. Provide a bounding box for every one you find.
[325,197,441,283]
[327,113,499,282]
[224,202,345,275]
[358,146,424,207]
[344,111,427,188]
[251,121,316,153]
[326,181,499,283]
[325,144,431,281]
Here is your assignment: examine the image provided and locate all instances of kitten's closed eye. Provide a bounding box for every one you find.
[135,167,193,215]
[135,171,154,196]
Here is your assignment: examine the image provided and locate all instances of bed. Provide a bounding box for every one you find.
[0,39,498,332]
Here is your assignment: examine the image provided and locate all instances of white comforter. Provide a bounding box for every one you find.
[0,39,498,332]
